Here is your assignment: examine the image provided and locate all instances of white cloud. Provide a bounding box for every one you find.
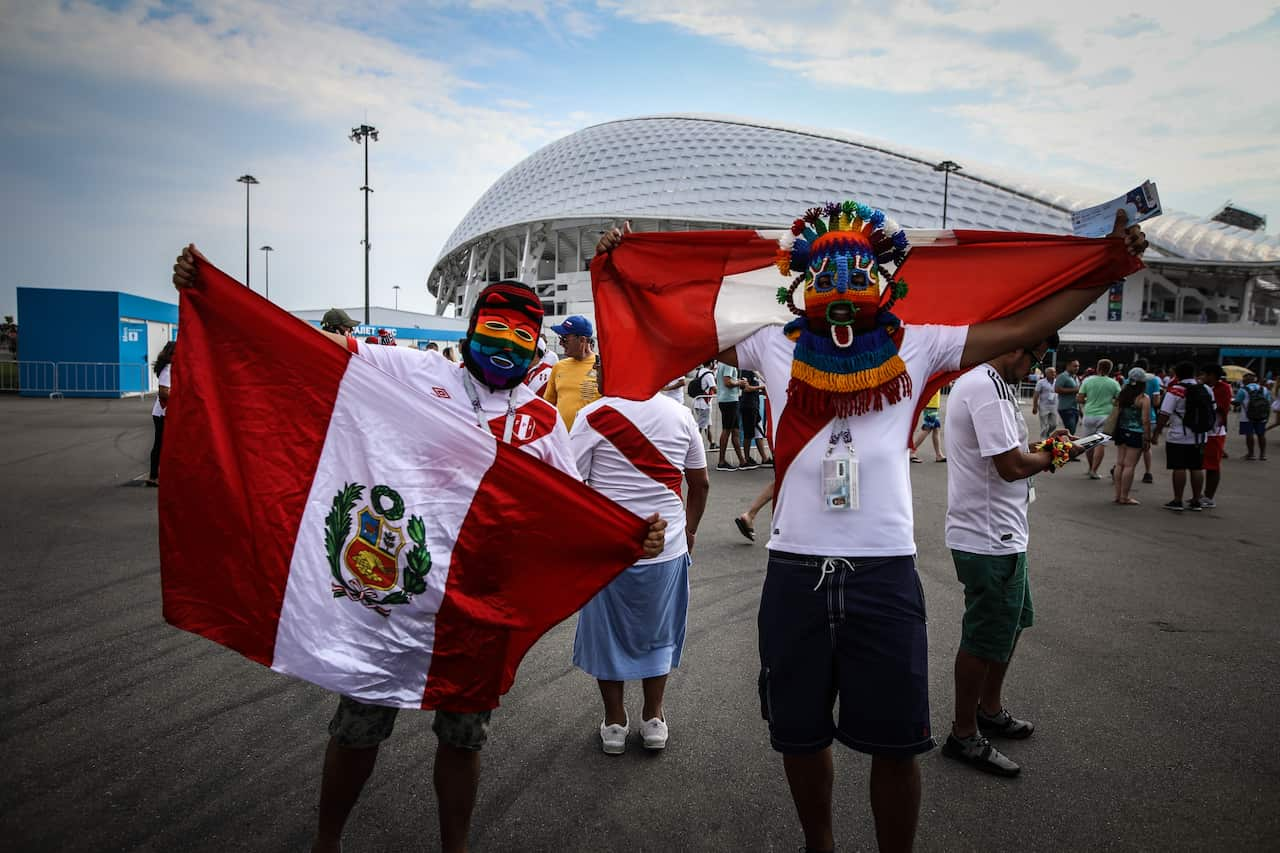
[608,0,1280,214]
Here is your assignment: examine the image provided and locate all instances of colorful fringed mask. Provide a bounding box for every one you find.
[774,201,913,418]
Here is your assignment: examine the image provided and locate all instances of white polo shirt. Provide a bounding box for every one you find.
[737,323,968,557]
[569,395,706,563]
[944,364,1031,555]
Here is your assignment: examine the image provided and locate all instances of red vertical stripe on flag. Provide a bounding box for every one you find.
[160,260,351,666]
[591,230,779,398]
[586,405,684,498]
[422,442,648,712]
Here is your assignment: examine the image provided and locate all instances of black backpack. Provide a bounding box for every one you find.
[1180,383,1216,437]
[1245,386,1270,422]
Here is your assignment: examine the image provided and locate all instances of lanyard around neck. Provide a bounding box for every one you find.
[461,371,517,443]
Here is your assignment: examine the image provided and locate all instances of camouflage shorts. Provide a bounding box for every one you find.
[328,695,492,751]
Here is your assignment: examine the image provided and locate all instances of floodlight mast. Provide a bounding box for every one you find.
[934,160,962,228]
[236,175,260,287]
[350,124,379,325]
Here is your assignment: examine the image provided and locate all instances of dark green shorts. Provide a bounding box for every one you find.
[328,695,492,751]
[951,550,1033,663]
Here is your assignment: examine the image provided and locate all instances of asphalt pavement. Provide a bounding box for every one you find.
[2,395,1278,852]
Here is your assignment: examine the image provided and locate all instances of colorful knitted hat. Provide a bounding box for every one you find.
[774,201,913,418]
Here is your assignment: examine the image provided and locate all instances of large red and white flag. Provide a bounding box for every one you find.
[160,260,648,711]
[590,228,1144,401]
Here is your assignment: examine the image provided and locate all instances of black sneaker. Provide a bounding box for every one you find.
[1187,499,1203,512]
[1141,472,1154,484]
[977,706,1035,739]
[1162,500,1183,512]
[741,457,760,470]
[941,733,1020,777]
[715,461,738,471]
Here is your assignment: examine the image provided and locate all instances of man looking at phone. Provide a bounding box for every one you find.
[941,333,1081,777]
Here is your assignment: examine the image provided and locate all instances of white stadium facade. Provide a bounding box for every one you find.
[428,114,1280,373]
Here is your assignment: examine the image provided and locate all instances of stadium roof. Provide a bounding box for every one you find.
[434,114,1280,274]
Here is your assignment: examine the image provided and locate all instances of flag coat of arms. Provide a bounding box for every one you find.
[160,260,648,711]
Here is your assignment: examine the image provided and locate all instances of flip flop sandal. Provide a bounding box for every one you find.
[734,516,755,542]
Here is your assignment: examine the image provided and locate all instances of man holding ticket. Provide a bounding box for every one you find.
[941,331,1089,778]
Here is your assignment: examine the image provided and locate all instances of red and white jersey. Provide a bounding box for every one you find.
[523,352,559,397]
[569,395,707,563]
[350,341,576,477]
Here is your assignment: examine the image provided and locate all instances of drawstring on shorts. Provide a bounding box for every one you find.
[814,557,855,591]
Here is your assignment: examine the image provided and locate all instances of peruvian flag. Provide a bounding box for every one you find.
[160,260,647,711]
[591,228,1144,401]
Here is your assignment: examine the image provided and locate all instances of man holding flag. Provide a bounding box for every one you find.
[168,247,666,853]
[595,205,1146,852]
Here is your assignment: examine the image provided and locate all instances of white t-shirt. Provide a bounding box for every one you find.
[944,364,1031,555]
[352,342,577,476]
[523,352,559,397]
[152,364,171,418]
[1034,377,1057,411]
[662,375,688,403]
[1159,379,1199,446]
[737,323,969,557]
[570,395,707,563]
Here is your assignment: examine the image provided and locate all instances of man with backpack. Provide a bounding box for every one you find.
[689,360,718,449]
[1234,372,1272,461]
[1153,362,1214,511]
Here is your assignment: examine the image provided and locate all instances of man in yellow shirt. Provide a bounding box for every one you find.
[544,315,600,430]
[911,387,948,462]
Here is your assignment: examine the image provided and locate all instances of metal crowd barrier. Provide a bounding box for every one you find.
[0,361,150,398]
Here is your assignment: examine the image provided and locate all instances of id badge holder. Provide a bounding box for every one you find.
[822,447,859,511]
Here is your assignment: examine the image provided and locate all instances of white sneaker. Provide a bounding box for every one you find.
[1199,497,1216,508]
[599,717,628,755]
[639,716,668,750]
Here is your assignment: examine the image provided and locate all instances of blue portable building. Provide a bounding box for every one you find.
[15,287,178,397]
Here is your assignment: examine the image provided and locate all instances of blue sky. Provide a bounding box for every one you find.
[2,0,1277,319]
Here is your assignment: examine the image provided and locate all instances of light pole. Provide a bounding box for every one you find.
[236,175,259,287]
[260,245,273,300]
[393,284,400,310]
[933,160,962,228]
[350,124,379,324]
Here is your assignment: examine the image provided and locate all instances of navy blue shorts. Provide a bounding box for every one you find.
[757,551,934,757]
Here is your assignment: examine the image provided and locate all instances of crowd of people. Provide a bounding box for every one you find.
[1021,354,1277,510]
[163,205,1270,853]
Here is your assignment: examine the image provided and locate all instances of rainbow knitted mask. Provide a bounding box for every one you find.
[775,201,912,418]
[462,281,543,390]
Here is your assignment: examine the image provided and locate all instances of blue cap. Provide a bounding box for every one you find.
[551,315,594,337]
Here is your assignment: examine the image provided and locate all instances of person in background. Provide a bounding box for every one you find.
[1153,362,1208,512]
[1234,372,1272,461]
[523,335,558,396]
[1077,358,1120,480]
[442,345,458,363]
[544,315,600,431]
[714,360,747,470]
[570,354,710,755]
[146,341,176,487]
[1110,368,1152,505]
[320,308,356,336]
[1136,360,1161,483]
[660,374,688,403]
[426,342,439,352]
[739,369,773,467]
[1031,366,1059,439]
[1055,359,1082,436]
[1197,364,1232,508]
[690,360,718,449]
[910,387,947,462]
[735,480,775,543]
